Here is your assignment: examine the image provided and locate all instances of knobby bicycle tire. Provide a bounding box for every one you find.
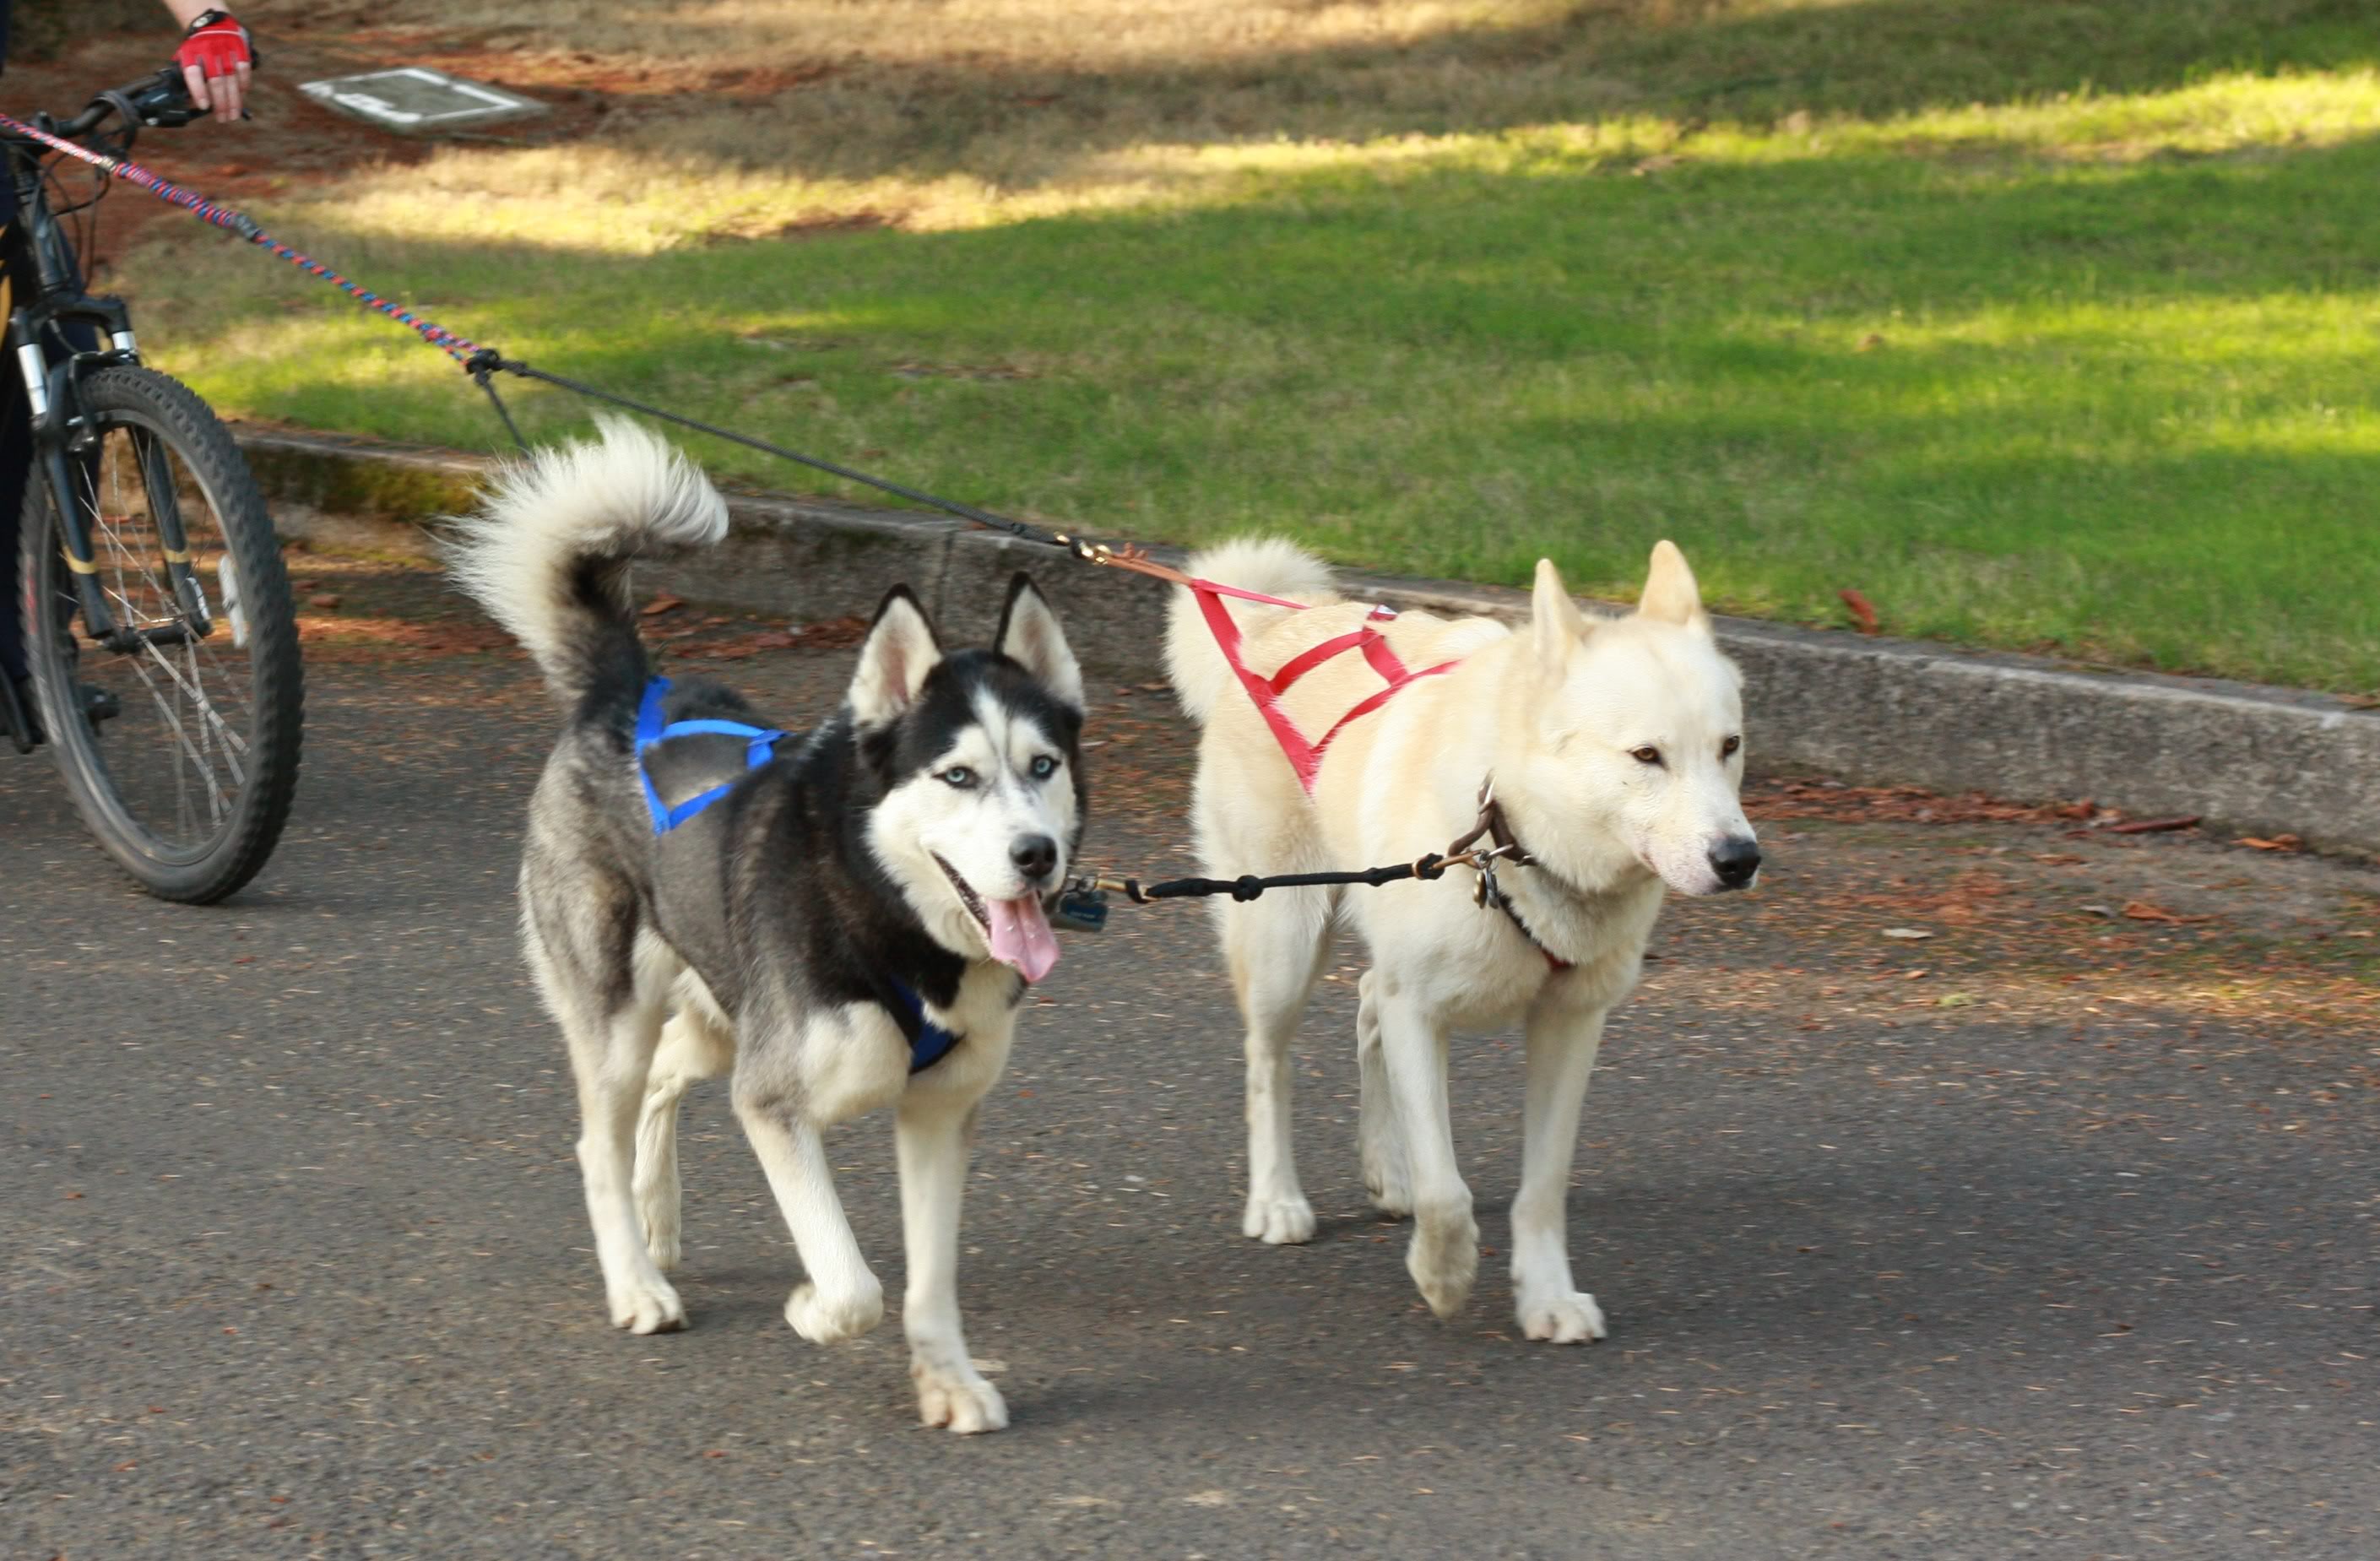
[17,366,302,902]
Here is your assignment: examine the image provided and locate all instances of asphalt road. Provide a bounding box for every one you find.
[6,566,2377,1558]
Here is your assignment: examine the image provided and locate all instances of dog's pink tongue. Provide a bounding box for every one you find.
[986,895,1060,983]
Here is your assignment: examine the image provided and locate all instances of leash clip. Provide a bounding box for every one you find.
[1052,883,1111,933]
[1473,856,1505,911]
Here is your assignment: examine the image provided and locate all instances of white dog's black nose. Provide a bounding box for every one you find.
[1011,833,1059,883]
[1708,837,1761,889]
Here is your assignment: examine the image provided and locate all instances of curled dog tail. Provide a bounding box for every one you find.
[1163,536,1338,725]
[444,417,728,706]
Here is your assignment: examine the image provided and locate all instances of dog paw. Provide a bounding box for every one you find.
[1361,1155,1413,1218]
[607,1273,687,1335]
[1242,1191,1317,1245]
[638,1208,682,1272]
[1407,1211,1479,1320]
[1517,1288,1607,1344]
[784,1278,884,1344]
[914,1361,1009,1434]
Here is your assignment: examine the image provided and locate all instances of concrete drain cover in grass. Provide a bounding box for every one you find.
[299,67,544,136]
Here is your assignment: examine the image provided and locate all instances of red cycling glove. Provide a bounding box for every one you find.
[176,10,258,117]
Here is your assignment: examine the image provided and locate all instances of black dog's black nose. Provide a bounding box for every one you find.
[1708,836,1761,889]
[1011,834,1058,882]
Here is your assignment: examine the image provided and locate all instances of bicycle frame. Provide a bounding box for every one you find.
[4,137,214,653]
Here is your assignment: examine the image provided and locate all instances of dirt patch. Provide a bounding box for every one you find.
[3,23,624,277]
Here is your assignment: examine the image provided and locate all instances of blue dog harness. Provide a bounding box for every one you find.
[635,675,789,834]
[633,675,959,1073]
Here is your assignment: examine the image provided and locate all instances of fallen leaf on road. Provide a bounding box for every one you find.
[2108,815,2200,835]
[1839,588,1880,635]
[2121,900,2212,924]
[2236,835,2302,852]
[641,594,684,617]
[1882,927,1933,940]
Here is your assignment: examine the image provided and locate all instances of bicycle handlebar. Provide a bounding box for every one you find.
[50,67,206,144]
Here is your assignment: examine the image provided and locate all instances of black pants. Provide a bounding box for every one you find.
[0,167,29,685]
[0,168,97,687]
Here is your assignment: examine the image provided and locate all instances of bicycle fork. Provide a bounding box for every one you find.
[9,313,211,652]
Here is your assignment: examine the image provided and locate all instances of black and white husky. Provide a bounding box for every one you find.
[447,420,1086,1434]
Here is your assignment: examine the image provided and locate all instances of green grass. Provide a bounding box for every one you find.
[123,2,2380,691]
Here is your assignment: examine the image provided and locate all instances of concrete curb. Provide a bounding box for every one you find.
[233,424,2380,854]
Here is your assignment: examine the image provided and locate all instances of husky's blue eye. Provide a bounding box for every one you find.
[1029,755,1059,781]
[941,766,977,788]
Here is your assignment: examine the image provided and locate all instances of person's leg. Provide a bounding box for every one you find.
[2,179,33,701]
[1,192,109,744]
[0,383,30,690]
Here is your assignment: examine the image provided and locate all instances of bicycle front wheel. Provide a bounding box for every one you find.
[18,365,303,902]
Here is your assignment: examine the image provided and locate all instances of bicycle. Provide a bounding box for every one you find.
[3,66,301,902]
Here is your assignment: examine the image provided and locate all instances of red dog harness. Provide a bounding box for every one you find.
[1190,579,1567,969]
[1190,580,1459,793]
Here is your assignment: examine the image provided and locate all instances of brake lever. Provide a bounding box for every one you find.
[127,67,207,130]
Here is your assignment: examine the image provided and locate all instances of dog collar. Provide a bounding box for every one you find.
[1492,886,1572,973]
[1475,786,1573,973]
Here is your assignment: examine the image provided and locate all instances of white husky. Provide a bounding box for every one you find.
[1164,539,1757,1340]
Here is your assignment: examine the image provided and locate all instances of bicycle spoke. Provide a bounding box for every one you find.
[131,634,249,762]
[126,654,230,825]
[28,361,301,901]
[61,416,263,852]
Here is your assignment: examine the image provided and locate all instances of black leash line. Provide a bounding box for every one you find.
[1072,854,1460,905]
[462,352,1071,550]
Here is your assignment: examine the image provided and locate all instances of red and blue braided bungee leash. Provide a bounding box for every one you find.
[0,107,488,366]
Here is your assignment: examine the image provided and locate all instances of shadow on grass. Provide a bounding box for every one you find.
[148,110,2380,688]
[616,0,2378,182]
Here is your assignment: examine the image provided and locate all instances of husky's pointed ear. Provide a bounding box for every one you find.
[1638,540,1710,634]
[1531,559,1587,682]
[850,586,943,726]
[994,573,1084,713]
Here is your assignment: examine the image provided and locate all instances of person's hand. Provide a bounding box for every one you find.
[176,9,256,122]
